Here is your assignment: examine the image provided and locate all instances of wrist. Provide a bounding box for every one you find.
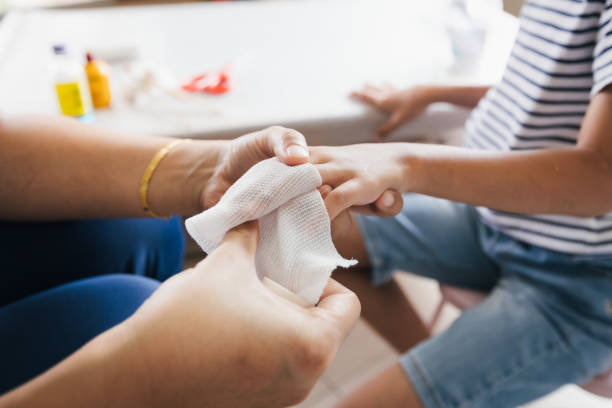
[396,144,426,194]
[148,139,227,216]
[419,85,449,104]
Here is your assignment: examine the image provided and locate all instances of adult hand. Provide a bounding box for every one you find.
[352,84,433,139]
[125,221,362,407]
[203,126,309,209]
[2,222,361,408]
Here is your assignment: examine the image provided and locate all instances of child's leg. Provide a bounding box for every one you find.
[333,267,430,352]
[332,194,500,352]
[338,274,612,408]
[336,220,612,408]
[337,363,424,408]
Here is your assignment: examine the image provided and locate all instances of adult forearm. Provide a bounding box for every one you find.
[404,144,612,217]
[0,115,224,220]
[423,85,490,109]
[0,323,149,408]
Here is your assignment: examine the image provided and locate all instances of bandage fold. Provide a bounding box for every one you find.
[185,158,357,305]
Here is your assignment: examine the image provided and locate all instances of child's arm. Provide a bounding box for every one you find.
[352,84,490,139]
[315,87,612,220]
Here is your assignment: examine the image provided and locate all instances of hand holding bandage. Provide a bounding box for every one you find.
[186,158,357,305]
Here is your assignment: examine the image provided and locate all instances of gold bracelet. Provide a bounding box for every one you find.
[139,139,190,218]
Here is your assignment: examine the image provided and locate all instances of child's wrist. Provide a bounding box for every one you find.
[396,147,426,194]
[418,85,448,104]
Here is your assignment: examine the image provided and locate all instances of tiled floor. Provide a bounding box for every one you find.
[293,273,612,408]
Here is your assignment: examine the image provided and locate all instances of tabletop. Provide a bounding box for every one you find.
[0,0,519,144]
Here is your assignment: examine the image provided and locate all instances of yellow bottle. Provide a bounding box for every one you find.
[52,45,93,120]
[85,52,111,109]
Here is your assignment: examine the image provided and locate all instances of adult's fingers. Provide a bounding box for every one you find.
[267,126,309,166]
[315,279,361,342]
[192,221,259,280]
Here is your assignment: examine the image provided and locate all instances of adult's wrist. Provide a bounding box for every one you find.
[147,139,227,217]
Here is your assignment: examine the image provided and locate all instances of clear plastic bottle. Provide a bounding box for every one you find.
[445,0,503,66]
[51,44,94,121]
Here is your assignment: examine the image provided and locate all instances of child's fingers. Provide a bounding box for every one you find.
[374,190,403,216]
[324,179,368,220]
[350,190,403,218]
[364,83,382,92]
[351,89,381,107]
[314,163,348,187]
[377,109,406,138]
[318,184,333,199]
[382,82,396,91]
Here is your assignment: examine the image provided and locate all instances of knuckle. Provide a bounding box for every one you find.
[358,172,376,188]
[330,190,350,209]
[291,333,335,377]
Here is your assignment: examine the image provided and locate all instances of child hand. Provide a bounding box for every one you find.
[310,144,407,221]
[352,84,433,139]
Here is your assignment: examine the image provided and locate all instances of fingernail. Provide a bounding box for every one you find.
[287,144,309,158]
[382,191,395,207]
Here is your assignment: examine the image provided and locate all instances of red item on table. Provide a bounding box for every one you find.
[182,68,231,95]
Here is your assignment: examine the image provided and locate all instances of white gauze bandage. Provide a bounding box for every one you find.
[185,158,357,305]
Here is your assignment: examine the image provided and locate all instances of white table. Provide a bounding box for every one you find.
[0,0,518,145]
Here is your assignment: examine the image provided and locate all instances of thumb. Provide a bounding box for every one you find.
[192,221,259,279]
[373,190,403,216]
[218,221,259,258]
[268,127,309,166]
[350,190,404,218]
[315,279,361,342]
[377,110,405,139]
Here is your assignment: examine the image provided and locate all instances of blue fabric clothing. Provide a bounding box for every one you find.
[0,217,184,307]
[356,195,612,408]
[0,217,185,394]
[0,274,160,394]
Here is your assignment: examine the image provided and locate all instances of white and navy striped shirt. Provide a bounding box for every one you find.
[465,0,612,254]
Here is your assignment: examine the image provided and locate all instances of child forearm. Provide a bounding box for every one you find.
[423,85,491,109]
[404,144,612,217]
[404,89,612,217]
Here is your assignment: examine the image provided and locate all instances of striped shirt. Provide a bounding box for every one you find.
[465,0,612,255]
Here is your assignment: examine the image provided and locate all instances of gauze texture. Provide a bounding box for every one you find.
[185,158,357,305]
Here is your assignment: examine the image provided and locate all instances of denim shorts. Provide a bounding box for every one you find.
[355,194,612,408]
